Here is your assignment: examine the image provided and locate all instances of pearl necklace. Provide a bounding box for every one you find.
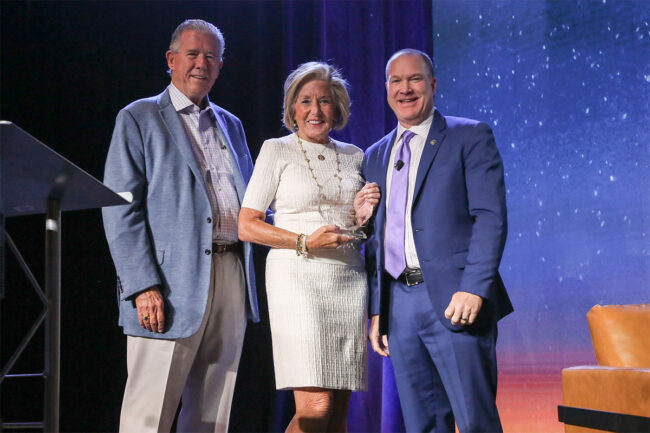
[296,134,342,202]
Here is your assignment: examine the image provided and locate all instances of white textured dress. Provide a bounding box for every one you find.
[241,133,368,391]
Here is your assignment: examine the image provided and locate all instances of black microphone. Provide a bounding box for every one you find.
[395,160,405,171]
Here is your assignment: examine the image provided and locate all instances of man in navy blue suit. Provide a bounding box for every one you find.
[362,49,513,432]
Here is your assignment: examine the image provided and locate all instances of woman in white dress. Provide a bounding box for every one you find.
[238,62,379,433]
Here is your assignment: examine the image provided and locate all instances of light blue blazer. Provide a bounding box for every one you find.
[102,88,260,339]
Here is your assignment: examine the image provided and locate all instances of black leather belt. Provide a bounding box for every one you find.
[212,242,240,254]
[398,267,424,287]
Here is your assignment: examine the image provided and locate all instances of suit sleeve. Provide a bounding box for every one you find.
[458,122,507,298]
[102,109,161,300]
[362,152,381,316]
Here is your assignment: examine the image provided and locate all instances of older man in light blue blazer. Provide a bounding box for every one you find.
[102,19,259,433]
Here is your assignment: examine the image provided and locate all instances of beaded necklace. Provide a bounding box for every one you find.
[296,134,342,202]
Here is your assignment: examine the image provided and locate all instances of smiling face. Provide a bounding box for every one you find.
[386,53,437,128]
[293,79,336,144]
[166,30,222,106]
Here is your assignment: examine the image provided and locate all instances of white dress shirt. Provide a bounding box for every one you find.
[168,84,240,243]
[385,112,435,269]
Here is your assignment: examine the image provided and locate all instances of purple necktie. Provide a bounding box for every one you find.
[385,130,415,279]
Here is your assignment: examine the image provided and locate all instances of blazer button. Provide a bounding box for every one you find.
[204,249,211,255]
[207,217,212,223]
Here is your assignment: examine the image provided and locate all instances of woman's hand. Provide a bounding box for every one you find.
[306,224,353,250]
[354,182,380,227]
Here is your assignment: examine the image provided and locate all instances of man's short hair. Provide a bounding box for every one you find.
[385,49,435,80]
[282,62,351,132]
[169,19,225,60]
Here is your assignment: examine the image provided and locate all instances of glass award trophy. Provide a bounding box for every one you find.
[319,197,368,240]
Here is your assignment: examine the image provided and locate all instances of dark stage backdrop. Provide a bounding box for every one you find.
[1,1,430,432]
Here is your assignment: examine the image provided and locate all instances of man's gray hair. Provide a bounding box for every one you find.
[385,49,435,80]
[169,19,225,60]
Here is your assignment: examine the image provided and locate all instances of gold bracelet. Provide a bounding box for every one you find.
[301,233,308,254]
[296,233,305,256]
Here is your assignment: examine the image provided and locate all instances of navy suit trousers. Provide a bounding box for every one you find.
[388,280,503,433]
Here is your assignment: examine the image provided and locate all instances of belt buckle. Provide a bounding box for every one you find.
[212,243,229,254]
[403,268,422,287]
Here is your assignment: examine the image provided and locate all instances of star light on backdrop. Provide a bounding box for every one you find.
[433,1,648,430]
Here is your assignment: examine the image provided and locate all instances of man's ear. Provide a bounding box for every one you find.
[166,50,175,71]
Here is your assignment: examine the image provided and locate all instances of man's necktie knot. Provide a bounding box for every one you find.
[401,130,415,148]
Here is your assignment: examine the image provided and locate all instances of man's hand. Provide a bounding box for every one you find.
[354,182,380,227]
[444,291,483,326]
[369,315,389,357]
[135,286,165,333]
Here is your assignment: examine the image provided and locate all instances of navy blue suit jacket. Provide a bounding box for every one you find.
[362,110,513,334]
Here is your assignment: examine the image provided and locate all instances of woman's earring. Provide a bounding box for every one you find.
[293,120,298,131]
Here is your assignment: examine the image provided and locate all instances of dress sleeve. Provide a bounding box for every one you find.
[241,139,283,213]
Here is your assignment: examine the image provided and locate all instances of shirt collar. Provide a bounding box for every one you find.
[168,83,213,115]
[396,111,434,143]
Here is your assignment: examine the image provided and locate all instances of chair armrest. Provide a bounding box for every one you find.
[561,366,650,432]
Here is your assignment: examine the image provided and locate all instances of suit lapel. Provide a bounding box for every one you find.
[372,129,398,275]
[374,129,398,231]
[211,105,247,203]
[378,129,398,198]
[158,91,209,197]
[413,110,447,203]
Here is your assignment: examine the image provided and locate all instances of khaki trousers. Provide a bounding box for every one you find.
[119,251,246,433]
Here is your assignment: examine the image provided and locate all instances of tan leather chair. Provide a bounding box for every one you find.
[560,304,650,432]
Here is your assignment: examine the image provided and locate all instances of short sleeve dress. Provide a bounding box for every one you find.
[241,133,368,391]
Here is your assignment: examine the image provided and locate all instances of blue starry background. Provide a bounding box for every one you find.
[433,0,649,367]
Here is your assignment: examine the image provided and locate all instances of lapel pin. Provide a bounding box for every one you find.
[430,139,437,145]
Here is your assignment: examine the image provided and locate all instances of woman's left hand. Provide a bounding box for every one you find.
[354,182,380,227]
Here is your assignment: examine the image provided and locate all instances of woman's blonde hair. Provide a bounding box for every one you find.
[282,62,351,132]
